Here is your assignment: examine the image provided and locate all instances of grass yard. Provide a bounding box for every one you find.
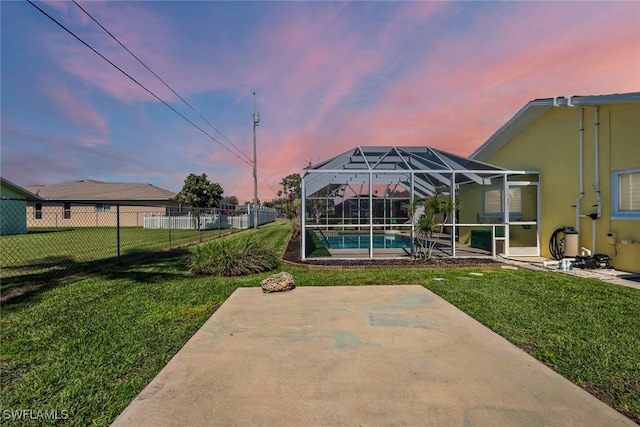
[1,220,638,425]
[0,226,236,294]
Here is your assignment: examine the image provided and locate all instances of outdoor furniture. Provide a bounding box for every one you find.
[470,228,505,252]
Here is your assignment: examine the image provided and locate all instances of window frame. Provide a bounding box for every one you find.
[95,203,111,213]
[612,167,640,220]
[482,186,522,218]
[34,202,42,220]
[63,202,71,220]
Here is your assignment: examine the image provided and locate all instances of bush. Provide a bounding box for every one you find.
[189,235,279,276]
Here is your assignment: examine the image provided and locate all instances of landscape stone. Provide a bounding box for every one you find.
[261,272,295,293]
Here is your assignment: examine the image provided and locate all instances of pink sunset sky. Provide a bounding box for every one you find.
[2,1,639,203]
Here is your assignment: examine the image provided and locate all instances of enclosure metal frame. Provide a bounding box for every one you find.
[301,146,539,260]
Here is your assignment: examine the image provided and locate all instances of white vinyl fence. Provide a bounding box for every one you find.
[144,206,276,230]
[144,213,226,230]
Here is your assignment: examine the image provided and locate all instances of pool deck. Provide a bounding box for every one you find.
[319,231,495,259]
[112,285,634,426]
[326,242,492,258]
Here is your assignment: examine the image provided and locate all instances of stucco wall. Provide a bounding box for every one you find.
[26,204,166,228]
[457,178,538,251]
[1,200,27,235]
[1,184,28,235]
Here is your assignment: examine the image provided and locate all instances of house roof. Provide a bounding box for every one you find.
[470,92,640,162]
[1,177,42,201]
[304,146,505,198]
[24,180,176,203]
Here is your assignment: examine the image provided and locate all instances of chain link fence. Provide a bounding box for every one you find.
[0,199,276,297]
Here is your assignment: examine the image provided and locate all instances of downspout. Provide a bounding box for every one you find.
[575,107,584,234]
[594,106,602,218]
[592,106,602,253]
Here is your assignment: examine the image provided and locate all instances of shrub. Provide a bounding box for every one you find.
[189,235,279,276]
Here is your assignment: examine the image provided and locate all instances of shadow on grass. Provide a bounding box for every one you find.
[26,228,75,234]
[1,228,255,304]
[0,248,192,305]
[95,249,191,283]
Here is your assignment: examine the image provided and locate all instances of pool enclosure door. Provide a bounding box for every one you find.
[505,181,540,257]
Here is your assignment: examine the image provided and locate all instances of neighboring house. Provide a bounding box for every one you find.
[468,92,640,273]
[0,177,42,235]
[24,180,177,228]
[334,195,382,223]
[333,193,410,224]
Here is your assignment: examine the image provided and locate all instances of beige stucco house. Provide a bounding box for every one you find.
[24,180,177,228]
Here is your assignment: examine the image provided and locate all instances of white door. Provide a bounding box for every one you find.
[505,182,540,257]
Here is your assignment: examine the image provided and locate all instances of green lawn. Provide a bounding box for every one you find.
[1,220,638,425]
[0,226,236,294]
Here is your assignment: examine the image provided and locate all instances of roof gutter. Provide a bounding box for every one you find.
[570,93,640,105]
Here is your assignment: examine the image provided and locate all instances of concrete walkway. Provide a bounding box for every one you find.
[113,286,634,426]
[503,256,640,290]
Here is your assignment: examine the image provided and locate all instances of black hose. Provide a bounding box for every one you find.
[549,227,565,260]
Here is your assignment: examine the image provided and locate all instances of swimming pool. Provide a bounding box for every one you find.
[320,233,411,250]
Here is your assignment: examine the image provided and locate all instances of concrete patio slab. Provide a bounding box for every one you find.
[113,286,634,426]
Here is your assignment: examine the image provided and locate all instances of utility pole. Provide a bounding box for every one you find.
[252,91,260,229]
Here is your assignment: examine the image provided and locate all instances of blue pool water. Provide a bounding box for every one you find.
[322,233,411,249]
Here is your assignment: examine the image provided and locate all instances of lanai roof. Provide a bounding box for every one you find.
[303,146,505,198]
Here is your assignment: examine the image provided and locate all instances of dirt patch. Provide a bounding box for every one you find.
[282,232,499,268]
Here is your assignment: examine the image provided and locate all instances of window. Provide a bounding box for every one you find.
[34,203,42,220]
[95,204,111,213]
[612,168,640,219]
[63,202,71,220]
[483,187,522,217]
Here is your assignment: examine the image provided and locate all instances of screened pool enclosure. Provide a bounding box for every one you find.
[301,146,541,260]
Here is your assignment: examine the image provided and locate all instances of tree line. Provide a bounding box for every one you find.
[176,172,302,213]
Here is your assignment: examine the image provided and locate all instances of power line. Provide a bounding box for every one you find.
[70,0,253,164]
[259,172,280,197]
[26,0,252,167]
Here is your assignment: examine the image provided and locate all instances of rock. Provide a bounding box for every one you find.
[261,272,295,293]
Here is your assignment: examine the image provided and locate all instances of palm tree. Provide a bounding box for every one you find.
[413,189,460,260]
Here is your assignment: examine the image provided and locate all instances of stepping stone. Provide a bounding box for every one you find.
[469,272,484,277]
